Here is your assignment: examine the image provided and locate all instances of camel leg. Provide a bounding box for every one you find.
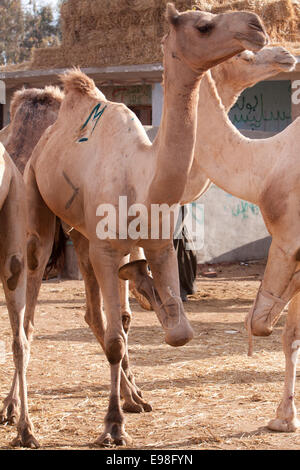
[0,175,39,448]
[0,373,19,425]
[70,230,151,413]
[268,292,300,432]
[144,242,194,346]
[120,242,193,345]
[1,165,56,446]
[127,247,152,311]
[69,230,106,350]
[88,242,132,447]
[245,241,300,340]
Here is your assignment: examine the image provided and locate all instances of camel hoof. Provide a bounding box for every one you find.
[94,433,114,448]
[95,431,132,448]
[122,400,152,413]
[0,401,20,426]
[122,402,144,413]
[142,402,153,412]
[7,415,18,426]
[268,417,300,433]
[0,412,15,426]
[11,430,40,449]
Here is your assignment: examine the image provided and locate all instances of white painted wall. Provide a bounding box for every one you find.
[192,185,270,263]
[152,82,163,126]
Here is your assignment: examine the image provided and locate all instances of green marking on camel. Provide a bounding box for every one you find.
[78,102,107,143]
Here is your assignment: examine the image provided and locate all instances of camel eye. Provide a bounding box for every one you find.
[196,23,213,34]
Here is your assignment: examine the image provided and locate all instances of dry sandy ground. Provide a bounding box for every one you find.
[0,260,300,450]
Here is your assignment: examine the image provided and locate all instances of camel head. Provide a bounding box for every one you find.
[164,3,268,74]
[213,46,296,92]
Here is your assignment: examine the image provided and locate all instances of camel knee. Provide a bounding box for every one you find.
[105,335,126,365]
[5,254,24,291]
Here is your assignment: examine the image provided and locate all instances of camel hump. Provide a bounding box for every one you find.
[60,68,97,97]
[10,86,64,120]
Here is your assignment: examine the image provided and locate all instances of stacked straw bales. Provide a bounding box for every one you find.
[30,0,300,70]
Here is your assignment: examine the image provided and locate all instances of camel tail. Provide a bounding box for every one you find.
[45,218,68,278]
[59,68,97,96]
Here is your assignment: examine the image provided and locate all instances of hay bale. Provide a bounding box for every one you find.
[31,0,300,71]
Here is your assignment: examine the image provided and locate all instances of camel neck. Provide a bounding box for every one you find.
[211,67,243,113]
[148,48,201,206]
[192,72,270,204]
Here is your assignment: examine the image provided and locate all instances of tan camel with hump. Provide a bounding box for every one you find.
[184,51,300,432]
[0,86,154,418]
[14,4,266,447]
[131,44,300,433]
[0,143,39,448]
[4,45,297,443]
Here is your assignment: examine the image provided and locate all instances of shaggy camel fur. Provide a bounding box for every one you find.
[0,86,63,174]
[19,4,267,446]
[0,143,39,448]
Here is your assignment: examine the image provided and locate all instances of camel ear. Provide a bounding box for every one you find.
[166,3,180,26]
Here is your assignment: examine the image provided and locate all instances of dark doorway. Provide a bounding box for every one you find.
[128,105,152,125]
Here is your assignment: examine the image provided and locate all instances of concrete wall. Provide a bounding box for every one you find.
[145,126,273,264]
[228,80,292,133]
[152,83,163,126]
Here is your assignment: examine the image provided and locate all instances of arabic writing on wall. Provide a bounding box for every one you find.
[223,193,260,220]
[229,80,292,133]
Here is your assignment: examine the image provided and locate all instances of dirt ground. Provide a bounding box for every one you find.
[0,260,299,451]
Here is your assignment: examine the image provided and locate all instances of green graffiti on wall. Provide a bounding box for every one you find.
[231,93,291,130]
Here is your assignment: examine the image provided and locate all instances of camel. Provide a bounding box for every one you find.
[0,79,162,429]
[0,86,156,420]
[183,51,300,433]
[128,44,300,434]
[14,4,267,447]
[0,143,39,448]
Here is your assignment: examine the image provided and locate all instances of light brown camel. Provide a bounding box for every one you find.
[0,86,155,420]
[184,54,300,432]
[129,45,300,434]
[19,4,267,446]
[0,143,39,448]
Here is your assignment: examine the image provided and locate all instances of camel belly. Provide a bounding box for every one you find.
[35,162,86,234]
